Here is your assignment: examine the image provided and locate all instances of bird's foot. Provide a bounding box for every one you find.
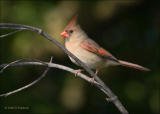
[89,77,95,84]
[74,69,83,77]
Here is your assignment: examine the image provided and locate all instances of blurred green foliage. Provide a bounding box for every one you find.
[0,0,159,114]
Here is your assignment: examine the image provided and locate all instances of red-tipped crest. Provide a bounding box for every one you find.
[61,15,78,38]
[65,15,78,29]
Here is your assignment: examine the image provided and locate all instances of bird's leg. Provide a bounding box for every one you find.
[95,68,99,75]
[74,69,83,77]
[89,68,99,83]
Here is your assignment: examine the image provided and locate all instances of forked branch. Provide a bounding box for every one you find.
[0,23,128,114]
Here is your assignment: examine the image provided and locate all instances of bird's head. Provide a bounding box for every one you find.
[61,15,80,38]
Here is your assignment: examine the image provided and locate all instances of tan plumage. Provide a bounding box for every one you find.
[61,16,150,72]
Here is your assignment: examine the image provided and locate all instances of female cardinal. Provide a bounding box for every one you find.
[60,16,150,74]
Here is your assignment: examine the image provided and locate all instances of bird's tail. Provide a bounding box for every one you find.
[118,60,150,71]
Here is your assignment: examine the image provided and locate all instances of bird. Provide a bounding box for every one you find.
[60,16,150,75]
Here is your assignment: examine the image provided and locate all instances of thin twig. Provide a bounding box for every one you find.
[0,29,23,38]
[0,67,50,97]
[0,60,52,97]
[0,58,26,73]
[0,61,103,96]
[0,23,128,114]
[0,23,42,33]
[0,27,26,30]
[0,58,47,73]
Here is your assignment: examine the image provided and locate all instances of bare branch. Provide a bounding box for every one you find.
[0,29,23,39]
[0,58,47,73]
[0,67,50,97]
[0,59,26,73]
[0,59,53,97]
[0,23,42,33]
[0,60,104,96]
[0,27,26,30]
[0,23,128,114]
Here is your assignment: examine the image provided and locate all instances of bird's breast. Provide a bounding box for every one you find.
[65,40,105,69]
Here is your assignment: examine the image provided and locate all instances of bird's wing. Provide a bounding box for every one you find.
[80,39,150,71]
[80,39,118,62]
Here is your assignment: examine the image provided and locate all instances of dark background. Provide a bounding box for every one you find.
[0,0,159,114]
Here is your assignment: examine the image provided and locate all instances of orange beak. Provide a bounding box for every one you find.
[60,31,69,38]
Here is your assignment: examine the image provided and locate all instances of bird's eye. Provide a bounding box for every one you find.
[68,30,73,34]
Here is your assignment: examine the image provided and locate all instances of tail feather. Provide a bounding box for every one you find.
[118,60,150,71]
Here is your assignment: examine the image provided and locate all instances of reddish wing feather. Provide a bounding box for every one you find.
[80,40,115,58]
[98,48,113,57]
[80,40,99,53]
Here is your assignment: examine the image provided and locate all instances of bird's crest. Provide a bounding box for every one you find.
[65,15,78,29]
